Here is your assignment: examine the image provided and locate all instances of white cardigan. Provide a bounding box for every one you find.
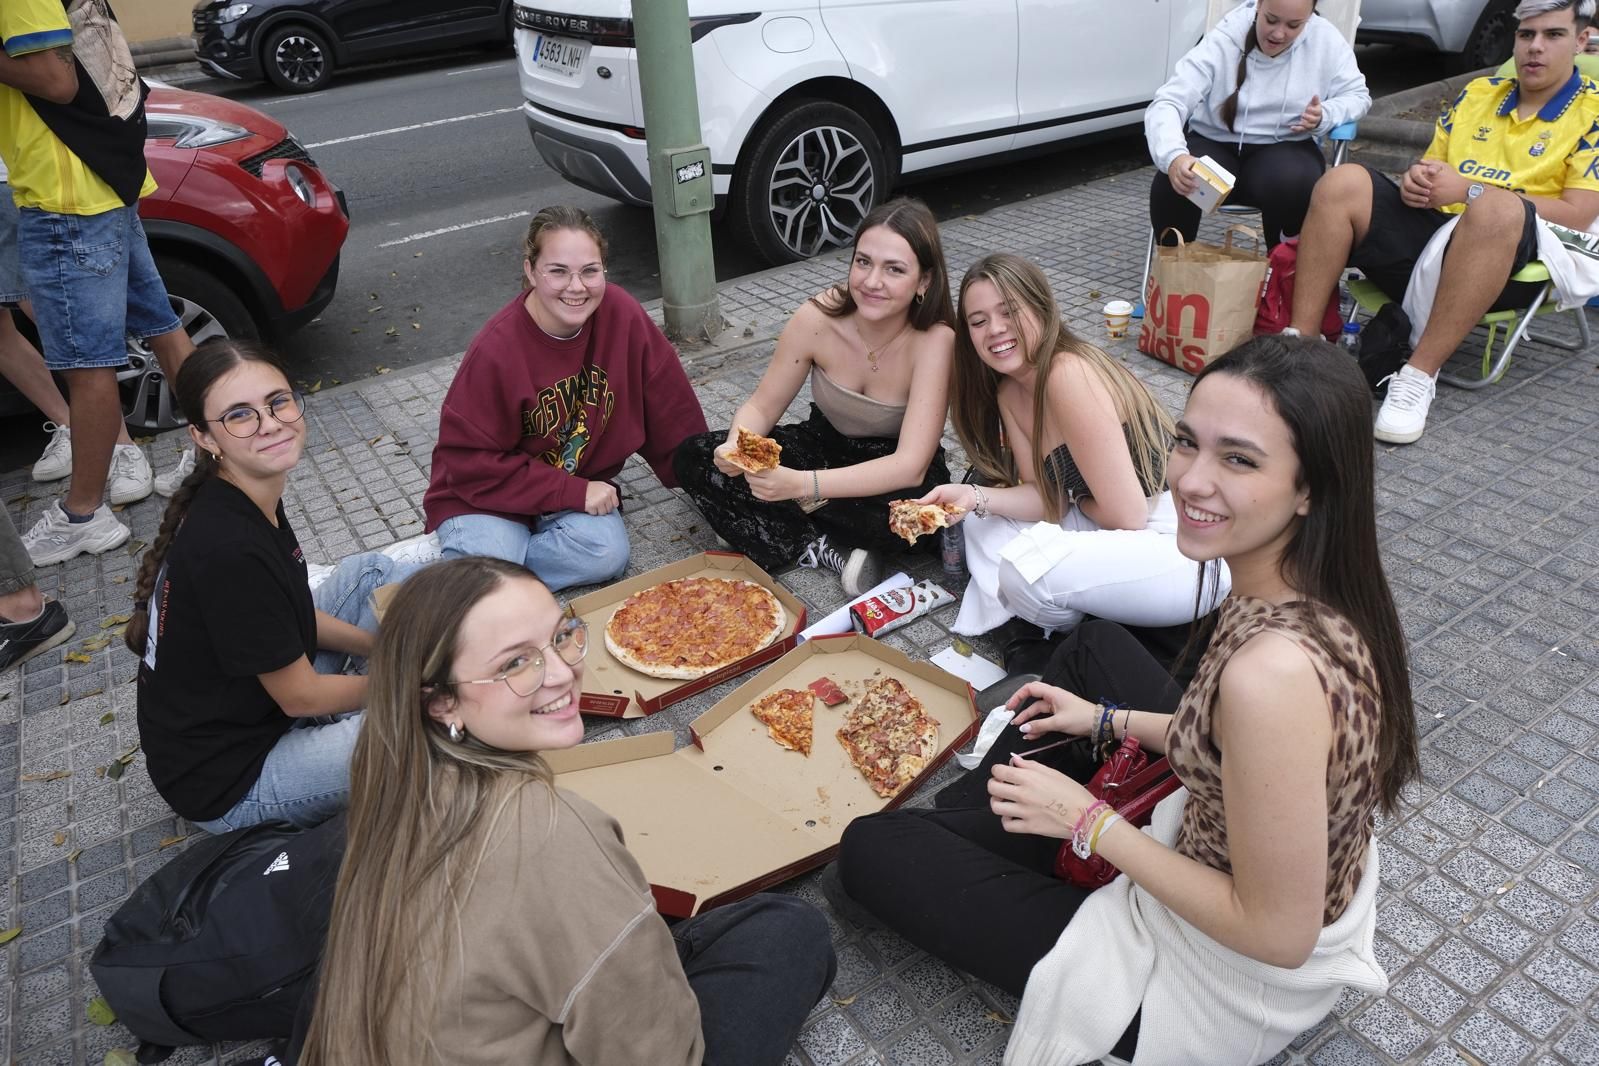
[1005,790,1386,1066]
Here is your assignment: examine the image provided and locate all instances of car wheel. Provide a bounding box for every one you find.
[1449,0,1516,74]
[263,24,335,92]
[123,259,258,431]
[732,100,888,265]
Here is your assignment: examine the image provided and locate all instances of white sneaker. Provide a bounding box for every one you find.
[31,423,72,482]
[108,444,155,505]
[23,501,131,566]
[154,445,196,498]
[380,532,443,567]
[1374,364,1438,445]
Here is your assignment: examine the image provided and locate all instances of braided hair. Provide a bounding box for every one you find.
[124,338,293,655]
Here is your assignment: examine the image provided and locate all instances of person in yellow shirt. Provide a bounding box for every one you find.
[1286,0,1599,444]
[0,0,194,565]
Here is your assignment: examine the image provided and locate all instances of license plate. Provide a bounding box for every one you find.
[533,34,588,79]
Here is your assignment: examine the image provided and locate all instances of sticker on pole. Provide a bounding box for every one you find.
[676,159,706,184]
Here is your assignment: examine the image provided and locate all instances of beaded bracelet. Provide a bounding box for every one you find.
[971,483,990,519]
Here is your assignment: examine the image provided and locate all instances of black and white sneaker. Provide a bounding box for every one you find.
[795,535,883,597]
[0,601,75,673]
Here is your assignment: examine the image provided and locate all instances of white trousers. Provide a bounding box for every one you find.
[951,491,1230,636]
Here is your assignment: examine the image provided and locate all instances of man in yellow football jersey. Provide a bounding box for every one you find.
[1289,0,1599,444]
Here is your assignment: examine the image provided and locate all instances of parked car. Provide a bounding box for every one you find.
[0,83,349,430]
[192,0,519,92]
[1358,0,1517,74]
[513,0,1207,265]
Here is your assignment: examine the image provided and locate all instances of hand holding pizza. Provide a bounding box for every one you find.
[1008,680,1097,740]
[988,755,1094,839]
[915,483,974,523]
[746,464,807,503]
[713,442,747,478]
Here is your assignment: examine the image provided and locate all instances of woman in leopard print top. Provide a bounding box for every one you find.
[835,334,1419,1064]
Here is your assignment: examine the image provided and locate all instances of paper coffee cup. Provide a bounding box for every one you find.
[1103,300,1133,339]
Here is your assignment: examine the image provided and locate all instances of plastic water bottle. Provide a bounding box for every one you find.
[941,523,966,582]
[1339,321,1361,356]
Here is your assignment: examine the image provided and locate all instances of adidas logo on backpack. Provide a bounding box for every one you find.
[262,852,290,876]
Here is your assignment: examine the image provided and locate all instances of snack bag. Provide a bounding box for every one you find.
[849,581,955,638]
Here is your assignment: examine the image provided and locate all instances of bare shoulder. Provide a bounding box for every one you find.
[1045,350,1118,422]
[1218,630,1330,727]
[908,321,955,361]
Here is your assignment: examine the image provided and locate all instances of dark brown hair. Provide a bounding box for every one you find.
[1219,1,1320,131]
[1196,334,1418,813]
[812,197,956,332]
[124,338,290,655]
[522,204,608,266]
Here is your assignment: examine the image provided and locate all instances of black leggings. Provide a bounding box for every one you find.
[671,405,948,573]
[1149,131,1327,248]
[836,621,1185,1057]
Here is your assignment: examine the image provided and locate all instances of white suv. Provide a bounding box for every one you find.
[513,1,1204,265]
[1358,0,1517,74]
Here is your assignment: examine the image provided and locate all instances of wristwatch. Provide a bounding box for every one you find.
[1467,182,1485,204]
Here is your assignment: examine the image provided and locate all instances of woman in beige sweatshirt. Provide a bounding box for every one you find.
[298,557,834,1065]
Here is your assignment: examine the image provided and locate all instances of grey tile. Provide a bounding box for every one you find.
[845,979,918,1041]
[1502,800,1571,844]
[1350,999,1429,1060]
[1489,976,1568,1043]
[1452,1009,1535,1065]
[1306,1032,1385,1066]
[1555,1023,1599,1066]
[799,1010,869,1065]
[1465,910,1538,963]
[1560,917,1599,969]
[895,955,966,1010]
[1390,968,1468,1027]
[934,992,1010,1055]
[1409,875,1480,925]
[1526,948,1599,1004]
[1497,882,1567,933]
[886,1024,956,1066]
[1428,938,1505,995]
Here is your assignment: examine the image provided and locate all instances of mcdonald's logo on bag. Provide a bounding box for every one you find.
[1136,226,1267,377]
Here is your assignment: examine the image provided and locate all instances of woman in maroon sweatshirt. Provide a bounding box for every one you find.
[423,206,706,591]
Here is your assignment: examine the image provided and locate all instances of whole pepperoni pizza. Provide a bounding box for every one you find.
[604,576,787,679]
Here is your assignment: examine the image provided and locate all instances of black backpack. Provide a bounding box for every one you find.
[1355,303,1413,398]
[90,813,346,1060]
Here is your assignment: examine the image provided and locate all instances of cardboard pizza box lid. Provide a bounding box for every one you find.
[566,551,807,718]
[545,635,979,916]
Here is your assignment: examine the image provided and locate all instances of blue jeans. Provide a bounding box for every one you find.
[436,509,629,592]
[17,201,181,370]
[193,552,416,834]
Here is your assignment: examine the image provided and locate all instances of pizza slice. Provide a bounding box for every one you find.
[836,677,940,797]
[887,499,967,545]
[750,688,815,755]
[724,425,782,474]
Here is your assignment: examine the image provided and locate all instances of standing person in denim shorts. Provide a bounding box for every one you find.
[0,0,194,566]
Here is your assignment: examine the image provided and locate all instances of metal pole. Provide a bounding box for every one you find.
[633,0,722,343]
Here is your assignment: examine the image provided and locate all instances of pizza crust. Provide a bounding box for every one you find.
[604,577,787,680]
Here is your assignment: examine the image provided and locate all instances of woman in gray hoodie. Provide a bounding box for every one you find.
[1145,0,1369,248]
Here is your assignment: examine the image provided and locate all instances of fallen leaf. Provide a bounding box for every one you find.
[59,690,69,705]
[985,1009,1014,1025]
[0,926,20,945]
[99,711,115,725]
[82,636,111,652]
[94,766,107,779]
[100,613,131,628]
[106,761,125,781]
[127,538,147,555]
[158,835,187,850]
[306,380,323,393]
[377,366,392,374]
[67,848,81,862]
[1087,290,1102,300]
[22,770,70,782]
[831,994,858,1007]
[105,1049,138,1066]
[366,304,384,313]
[80,688,103,699]
[330,378,341,386]
[952,637,974,657]
[53,831,66,846]
[384,326,399,337]
[116,743,141,763]
[64,651,93,664]
[368,291,379,300]
[1495,879,1516,895]
[111,576,128,585]
[350,327,362,334]
[410,322,421,330]
[370,435,386,446]
[87,996,116,1025]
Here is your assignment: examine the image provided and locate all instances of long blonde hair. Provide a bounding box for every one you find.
[300,558,557,1066]
[951,254,1174,522]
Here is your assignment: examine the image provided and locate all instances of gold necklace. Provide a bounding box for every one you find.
[858,320,911,373]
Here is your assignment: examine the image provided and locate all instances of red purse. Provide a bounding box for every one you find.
[1053,735,1183,889]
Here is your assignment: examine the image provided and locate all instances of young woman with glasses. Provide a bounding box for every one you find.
[423,205,708,591]
[124,338,417,833]
[300,557,836,1066]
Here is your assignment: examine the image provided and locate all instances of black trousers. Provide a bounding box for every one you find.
[836,621,1185,1058]
[1149,131,1327,248]
[671,405,948,573]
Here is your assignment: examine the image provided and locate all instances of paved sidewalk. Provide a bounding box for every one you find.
[4,169,1598,1066]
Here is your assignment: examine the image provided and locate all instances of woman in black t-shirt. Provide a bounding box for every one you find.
[126,339,415,833]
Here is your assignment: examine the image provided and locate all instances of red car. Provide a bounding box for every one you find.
[0,82,349,429]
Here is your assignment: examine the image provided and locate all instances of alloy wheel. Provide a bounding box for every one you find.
[766,125,877,259]
[274,35,326,89]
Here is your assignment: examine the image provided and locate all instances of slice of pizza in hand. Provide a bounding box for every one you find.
[887,499,967,545]
[725,425,782,474]
[750,688,815,755]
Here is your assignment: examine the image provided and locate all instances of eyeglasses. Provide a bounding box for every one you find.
[449,616,588,697]
[205,392,306,438]
[537,264,607,288]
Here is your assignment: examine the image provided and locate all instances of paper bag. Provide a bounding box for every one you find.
[1138,226,1267,376]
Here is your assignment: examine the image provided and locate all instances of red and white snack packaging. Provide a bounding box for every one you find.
[848,580,955,638]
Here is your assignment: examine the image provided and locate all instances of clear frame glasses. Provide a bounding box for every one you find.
[207,392,306,438]
[537,264,607,288]
[450,615,589,697]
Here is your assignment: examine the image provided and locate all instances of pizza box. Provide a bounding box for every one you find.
[566,551,808,718]
[543,634,980,916]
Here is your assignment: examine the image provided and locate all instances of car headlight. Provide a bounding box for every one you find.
[216,3,252,23]
[145,114,251,149]
[285,164,316,207]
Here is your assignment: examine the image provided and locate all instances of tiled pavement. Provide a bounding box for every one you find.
[4,168,1599,1065]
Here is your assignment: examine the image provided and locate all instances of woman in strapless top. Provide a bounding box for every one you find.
[673,198,956,596]
[920,253,1229,637]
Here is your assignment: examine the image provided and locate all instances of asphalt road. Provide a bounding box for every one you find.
[0,43,1449,470]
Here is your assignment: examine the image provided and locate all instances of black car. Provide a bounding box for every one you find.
[192,0,518,93]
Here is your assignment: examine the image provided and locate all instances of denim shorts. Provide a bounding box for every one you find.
[0,186,24,305]
[17,201,183,371]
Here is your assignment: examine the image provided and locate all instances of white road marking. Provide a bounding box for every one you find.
[306,107,520,149]
[446,63,510,77]
[259,91,328,105]
[377,211,532,248]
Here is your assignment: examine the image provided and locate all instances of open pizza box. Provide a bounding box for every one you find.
[543,634,980,917]
[565,551,807,718]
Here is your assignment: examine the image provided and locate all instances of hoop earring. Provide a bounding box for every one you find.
[448,721,466,743]
[913,291,925,306]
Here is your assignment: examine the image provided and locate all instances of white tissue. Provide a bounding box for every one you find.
[954,706,1016,770]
